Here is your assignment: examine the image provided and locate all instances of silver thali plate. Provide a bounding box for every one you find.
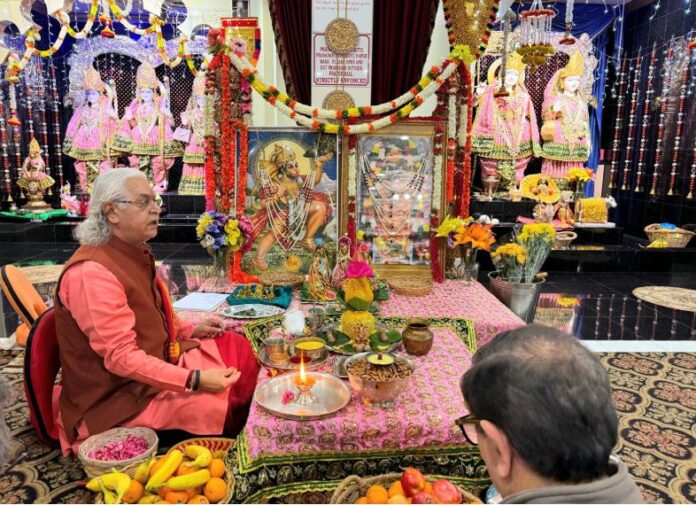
[254,372,351,421]
[219,304,286,319]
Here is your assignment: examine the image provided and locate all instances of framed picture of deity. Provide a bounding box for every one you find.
[341,121,446,280]
[241,128,340,276]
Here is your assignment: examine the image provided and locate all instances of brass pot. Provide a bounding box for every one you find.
[401,318,434,356]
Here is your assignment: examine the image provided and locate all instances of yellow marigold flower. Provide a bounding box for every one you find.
[519,223,556,243]
[450,44,476,65]
[492,243,527,264]
[435,215,471,237]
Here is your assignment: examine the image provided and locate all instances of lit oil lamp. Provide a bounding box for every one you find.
[293,353,316,405]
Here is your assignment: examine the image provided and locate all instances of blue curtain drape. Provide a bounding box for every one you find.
[510,4,622,194]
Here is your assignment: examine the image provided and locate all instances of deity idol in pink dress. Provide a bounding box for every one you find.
[63,68,118,193]
[472,52,541,188]
[178,73,208,195]
[540,52,591,179]
[111,62,182,193]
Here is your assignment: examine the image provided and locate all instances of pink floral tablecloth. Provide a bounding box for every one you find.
[239,325,473,468]
[380,280,523,346]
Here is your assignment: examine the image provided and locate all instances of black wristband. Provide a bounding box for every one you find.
[192,369,201,392]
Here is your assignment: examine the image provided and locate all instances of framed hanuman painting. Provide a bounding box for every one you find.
[341,121,446,279]
[241,128,340,276]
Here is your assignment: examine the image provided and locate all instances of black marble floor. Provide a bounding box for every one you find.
[0,242,694,342]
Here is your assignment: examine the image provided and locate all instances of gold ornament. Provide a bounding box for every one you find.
[135,62,159,89]
[442,0,498,57]
[325,17,359,55]
[559,51,584,80]
[83,67,104,92]
[322,90,355,110]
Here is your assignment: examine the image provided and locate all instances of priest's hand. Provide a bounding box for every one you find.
[200,367,241,393]
[192,318,224,339]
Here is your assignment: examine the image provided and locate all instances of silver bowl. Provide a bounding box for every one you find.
[344,352,415,409]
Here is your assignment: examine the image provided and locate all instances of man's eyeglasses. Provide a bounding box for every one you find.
[455,414,482,445]
[114,198,163,210]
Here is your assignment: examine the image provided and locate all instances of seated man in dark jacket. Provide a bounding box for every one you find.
[459,325,643,504]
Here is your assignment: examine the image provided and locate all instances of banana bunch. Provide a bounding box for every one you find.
[647,238,668,248]
[86,471,131,504]
[184,445,212,468]
[145,449,183,492]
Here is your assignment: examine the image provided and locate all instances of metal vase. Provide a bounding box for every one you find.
[488,272,545,323]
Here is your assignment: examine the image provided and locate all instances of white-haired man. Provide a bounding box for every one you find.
[54,169,258,455]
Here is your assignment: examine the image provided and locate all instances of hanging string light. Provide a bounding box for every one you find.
[650,42,674,197]
[517,0,556,68]
[560,0,575,45]
[667,54,689,197]
[621,49,642,191]
[608,58,628,189]
[634,44,657,193]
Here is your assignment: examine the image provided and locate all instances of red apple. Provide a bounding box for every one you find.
[411,491,435,504]
[401,468,426,498]
[432,479,462,504]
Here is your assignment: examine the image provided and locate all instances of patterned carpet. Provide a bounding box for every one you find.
[0,350,694,504]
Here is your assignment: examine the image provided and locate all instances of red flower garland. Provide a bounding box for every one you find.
[459,65,473,217]
[219,54,233,212]
[204,54,221,211]
[430,214,443,283]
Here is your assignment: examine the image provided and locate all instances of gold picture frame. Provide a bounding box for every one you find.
[340,121,446,280]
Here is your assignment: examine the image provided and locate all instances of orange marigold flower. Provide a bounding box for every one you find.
[455,223,495,251]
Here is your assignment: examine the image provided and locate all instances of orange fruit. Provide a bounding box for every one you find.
[186,487,201,499]
[157,487,172,499]
[387,496,410,504]
[122,479,144,504]
[388,482,405,498]
[176,462,198,476]
[165,490,190,504]
[187,496,209,504]
[208,458,225,479]
[423,482,433,495]
[356,498,368,504]
[366,485,389,504]
[203,478,227,503]
[150,457,166,477]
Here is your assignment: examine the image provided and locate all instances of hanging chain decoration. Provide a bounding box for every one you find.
[621,50,642,191]
[687,135,696,199]
[667,50,690,196]
[49,64,64,188]
[0,78,14,208]
[560,0,576,45]
[23,76,34,140]
[517,0,556,68]
[36,60,53,196]
[650,42,674,196]
[495,10,514,98]
[608,58,628,189]
[635,43,657,192]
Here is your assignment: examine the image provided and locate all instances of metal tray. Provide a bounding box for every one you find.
[254,372,351,421]
[257,344,329,372]
[219,304,286,319]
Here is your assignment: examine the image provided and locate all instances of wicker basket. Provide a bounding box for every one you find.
[553,231,577,249]
[258,271,305,287]
[78,427,158,479]
[329,473,481,504]
[93,437,236,504]
[387,275,434,296]
[644,224,695,248]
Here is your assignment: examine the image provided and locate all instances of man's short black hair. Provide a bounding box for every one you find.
[461,324,618,483]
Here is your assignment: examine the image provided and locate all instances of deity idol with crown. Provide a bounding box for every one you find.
[177,73,210,195]
[540,52,591,179]
[18,138,55,212]
[63,67,118,193]
[111,62,182,193]
[472,51,541,188]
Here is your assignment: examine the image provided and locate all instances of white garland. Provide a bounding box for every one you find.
[448,94,457,141]
[432,154,443,211]
[348,148,357,198]
[458,103,468,147]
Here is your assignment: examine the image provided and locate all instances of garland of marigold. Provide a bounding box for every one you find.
[459,65,473,218]
[219,54,233,213]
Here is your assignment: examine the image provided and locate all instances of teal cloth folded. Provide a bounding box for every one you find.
[226,285,293,309]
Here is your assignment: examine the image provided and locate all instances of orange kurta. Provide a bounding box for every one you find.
[55,261,229,456]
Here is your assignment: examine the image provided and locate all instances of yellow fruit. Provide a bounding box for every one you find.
[123,480,145,504]
[184,445,212,468]
[137,494,160,504]
[366,485,389,504]
[208,459,225,479]
[164,490,190,504]
[135,458,157,484]
[150,457,166,477]
[203,478,227,503]
[356,498,368,504]
[212,450,227,460]
[187,496,209,504]
[388,482,405,498]
[162,469,211,491]
[146,450,184,492]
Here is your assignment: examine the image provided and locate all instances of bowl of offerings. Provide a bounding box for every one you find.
[344,352,415,408]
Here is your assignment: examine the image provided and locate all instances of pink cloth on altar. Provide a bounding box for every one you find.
[55,261,229,456]
[541,159,575,179]
[380,280,524,346]
[64,101,118,159]
[480,156,531,184]
[117,100,176,147]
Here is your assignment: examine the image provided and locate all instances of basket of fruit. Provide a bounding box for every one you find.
[78,427,158,479]
[330,468,481,504]
[90,438,234,504]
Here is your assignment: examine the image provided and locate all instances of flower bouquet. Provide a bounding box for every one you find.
[436,215,495,284]
[196,211,253,277]
[566,166,594,198]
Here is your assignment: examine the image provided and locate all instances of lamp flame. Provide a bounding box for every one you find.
[299,351,306,385]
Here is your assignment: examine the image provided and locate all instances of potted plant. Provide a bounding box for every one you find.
[436,215,496,285]
[488,223,555,322]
